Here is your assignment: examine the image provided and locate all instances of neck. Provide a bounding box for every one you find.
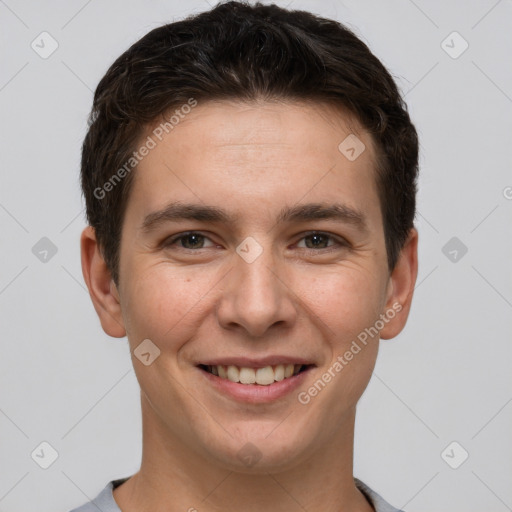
[113,394,374,512]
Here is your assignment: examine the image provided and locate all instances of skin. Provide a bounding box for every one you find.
[81,99,418,512]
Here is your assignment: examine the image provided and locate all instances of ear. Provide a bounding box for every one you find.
[380,228,418,340]
[80,226,126,338]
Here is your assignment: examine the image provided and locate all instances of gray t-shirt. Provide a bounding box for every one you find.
[69,476,403,512]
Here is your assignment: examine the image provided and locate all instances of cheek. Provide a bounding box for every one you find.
[121,264,212,348]
[293,269,383,439]
[295,267,382,395]
[294,265,385,345]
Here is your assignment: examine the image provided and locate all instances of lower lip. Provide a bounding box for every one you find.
[198,366,313,403]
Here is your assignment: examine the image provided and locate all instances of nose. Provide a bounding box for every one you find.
[216,241,297,338]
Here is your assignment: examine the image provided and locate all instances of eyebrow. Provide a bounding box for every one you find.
[140,201,368,233]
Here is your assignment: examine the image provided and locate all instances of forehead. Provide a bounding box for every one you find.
[127,99,382,230]
[148,99,371,158]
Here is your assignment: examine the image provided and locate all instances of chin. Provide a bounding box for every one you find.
[201,425,316,474]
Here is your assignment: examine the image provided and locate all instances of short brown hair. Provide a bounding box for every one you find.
[81,1,419,285]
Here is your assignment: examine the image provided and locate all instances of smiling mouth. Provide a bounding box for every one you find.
[198,364,312,385]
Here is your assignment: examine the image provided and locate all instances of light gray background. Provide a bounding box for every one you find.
[1,1,511,511]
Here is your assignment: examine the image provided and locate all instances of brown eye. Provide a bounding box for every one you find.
[296,231,347,251]
[179,233,205,249]
[164,232,215,250]
[303,233,331,249]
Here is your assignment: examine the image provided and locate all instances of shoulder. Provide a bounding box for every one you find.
[355,478,404,512]
[68,477,130,512]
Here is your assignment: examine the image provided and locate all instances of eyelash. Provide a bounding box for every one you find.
[163,230,349,254]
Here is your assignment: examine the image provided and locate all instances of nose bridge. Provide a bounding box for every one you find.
[216,235,295,337]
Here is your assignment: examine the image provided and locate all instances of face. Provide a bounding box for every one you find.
[84,99,417,472]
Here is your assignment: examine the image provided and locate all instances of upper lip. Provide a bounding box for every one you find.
[196,356,315,367]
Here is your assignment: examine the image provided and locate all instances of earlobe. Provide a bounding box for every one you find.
[380,228,418,340]
[80,226,126,338]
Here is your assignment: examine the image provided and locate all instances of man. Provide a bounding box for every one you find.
[72,1,418,511]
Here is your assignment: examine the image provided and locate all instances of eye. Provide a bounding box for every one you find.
[295,231,348,251]
[162,230,348,253]
[164,231,216,250]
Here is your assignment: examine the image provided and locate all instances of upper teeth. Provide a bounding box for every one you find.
[207,364,303,385]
